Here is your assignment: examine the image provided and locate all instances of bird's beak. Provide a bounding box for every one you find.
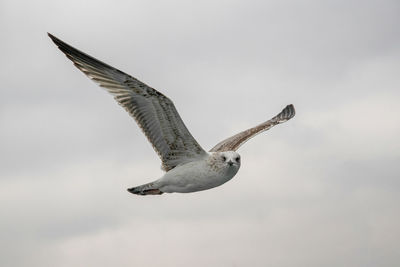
[227,160,233,166]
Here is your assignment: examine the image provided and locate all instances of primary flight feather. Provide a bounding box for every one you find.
[48,33,295,195]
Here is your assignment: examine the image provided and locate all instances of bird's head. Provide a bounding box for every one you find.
[216,151,241,170]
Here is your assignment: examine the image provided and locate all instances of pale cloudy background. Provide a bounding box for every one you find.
[1,0,399,266]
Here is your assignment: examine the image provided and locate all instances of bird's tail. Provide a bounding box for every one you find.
[127,181,163,196]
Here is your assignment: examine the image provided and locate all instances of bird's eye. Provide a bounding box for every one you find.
[235,157,240,162]
[222,156,226,161]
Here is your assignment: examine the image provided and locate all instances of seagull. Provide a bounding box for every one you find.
[48,33,295,196]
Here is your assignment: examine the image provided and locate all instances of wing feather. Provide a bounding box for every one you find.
[48,33,207,171]
[210,104,295,152]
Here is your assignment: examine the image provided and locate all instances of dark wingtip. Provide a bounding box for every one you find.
[47,32,69,50]
[47,32,59,44]
[286,104,296,117]
[47,32,122,74]
[278,104,296,121]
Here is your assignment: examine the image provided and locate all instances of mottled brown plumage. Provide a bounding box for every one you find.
[48,33,206,171]
[210,104,295,152]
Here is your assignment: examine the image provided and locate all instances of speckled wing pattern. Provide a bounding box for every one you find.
[210,104,295,152]
[48,33,207,171]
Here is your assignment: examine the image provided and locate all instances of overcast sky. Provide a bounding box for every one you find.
[1,0,400,266]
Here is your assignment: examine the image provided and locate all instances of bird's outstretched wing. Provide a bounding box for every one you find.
[210,104,295,152]
[48,33,207,171]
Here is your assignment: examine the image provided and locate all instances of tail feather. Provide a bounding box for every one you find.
[127,182,163,196]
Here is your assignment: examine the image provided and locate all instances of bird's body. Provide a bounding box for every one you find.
[48,33,295,196]
[130,151,241,194]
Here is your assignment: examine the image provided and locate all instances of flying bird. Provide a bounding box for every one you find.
[48,33,295,196]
